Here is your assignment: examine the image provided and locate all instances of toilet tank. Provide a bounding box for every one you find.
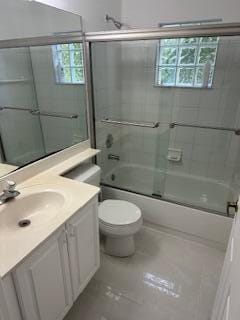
[64,163,101,186]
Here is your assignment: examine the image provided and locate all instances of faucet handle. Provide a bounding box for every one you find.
[5,180,16,191]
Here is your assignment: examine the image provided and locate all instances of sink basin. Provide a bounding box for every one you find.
[0,188,66,233]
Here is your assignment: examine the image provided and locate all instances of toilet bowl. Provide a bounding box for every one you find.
[99,199,142,257]
[65,163,143,257]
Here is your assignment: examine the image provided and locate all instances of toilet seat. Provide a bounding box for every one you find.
[98,200,142,226]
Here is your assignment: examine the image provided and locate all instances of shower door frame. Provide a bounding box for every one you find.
[85,23,240,42]
[85,22,240,216]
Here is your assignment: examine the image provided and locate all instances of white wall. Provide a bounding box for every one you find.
[0,0,121,39]
[8,0,240,34]
[37,0,122,31]
[121,0,240,29]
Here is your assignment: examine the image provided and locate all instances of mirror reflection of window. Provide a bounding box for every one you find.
[52,43,85,84]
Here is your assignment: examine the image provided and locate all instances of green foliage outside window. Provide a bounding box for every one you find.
[157,36,218,87]
[52,43,85,84]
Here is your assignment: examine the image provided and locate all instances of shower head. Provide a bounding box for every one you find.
[106,14,123,30]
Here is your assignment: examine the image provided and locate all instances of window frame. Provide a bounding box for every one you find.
[52,43,85,85]
[155,36,219,89]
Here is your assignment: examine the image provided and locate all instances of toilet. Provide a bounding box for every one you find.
[99,199,142,257]
[65,163,142,257]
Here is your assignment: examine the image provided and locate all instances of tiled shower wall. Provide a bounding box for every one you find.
[118,37,240,185]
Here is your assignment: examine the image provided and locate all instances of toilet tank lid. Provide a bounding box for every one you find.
[65,163,101,182]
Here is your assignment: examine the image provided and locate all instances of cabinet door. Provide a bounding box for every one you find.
[67,197,100,300]
[0,275,22,320]
[0,281,9,320]
[13,227,73,320]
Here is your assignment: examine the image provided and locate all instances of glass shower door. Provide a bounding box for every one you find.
[92,40,170,197]
[98,122,170,197]
[157,125,238,214]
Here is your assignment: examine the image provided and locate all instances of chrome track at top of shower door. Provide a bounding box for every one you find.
[85,23,240,42]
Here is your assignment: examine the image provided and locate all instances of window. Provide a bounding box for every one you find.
[52,43,85,84]
[156,36,218,88]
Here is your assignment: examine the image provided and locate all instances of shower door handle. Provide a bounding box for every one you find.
[101,118,159,128]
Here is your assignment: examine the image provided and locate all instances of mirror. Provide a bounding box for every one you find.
[0,1,88,177]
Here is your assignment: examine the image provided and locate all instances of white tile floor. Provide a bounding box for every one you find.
[64,224,225,320]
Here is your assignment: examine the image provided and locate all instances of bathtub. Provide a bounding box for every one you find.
[102,163,237,214]
[101,163,234,246]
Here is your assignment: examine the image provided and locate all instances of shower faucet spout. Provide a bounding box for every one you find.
[108,154,120,161]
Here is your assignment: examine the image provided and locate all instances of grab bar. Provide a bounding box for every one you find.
[169,122,240,135]
[101,118,159,128]
[101,118,240,134]
[0,106,78,119]
[0,106,33,112]
[0,78,29,84]
[31,110,78,119]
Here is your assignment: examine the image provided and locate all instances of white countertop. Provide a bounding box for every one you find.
[41,148,100,176]
[0,148,100,278]
[0,163,18,177]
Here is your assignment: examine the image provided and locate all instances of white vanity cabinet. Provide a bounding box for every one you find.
[7,196,99,320]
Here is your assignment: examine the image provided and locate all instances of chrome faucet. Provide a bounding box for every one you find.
[0,181,20,205]
[108,154,120,161]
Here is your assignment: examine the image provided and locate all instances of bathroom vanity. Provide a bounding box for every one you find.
[0,145,100,320]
